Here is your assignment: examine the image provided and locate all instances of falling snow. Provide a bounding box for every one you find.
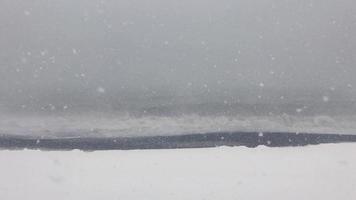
[97,87,106,93]
[24,10,31,16]
[323,96,330,102]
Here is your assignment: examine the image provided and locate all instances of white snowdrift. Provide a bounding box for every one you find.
[0,144,356,200]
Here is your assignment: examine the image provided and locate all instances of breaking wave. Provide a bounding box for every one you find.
[1,112,356,138]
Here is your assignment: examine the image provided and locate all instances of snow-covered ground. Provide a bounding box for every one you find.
[1,144,356,200]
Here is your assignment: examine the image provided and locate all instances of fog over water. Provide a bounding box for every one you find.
[0,0,356,136]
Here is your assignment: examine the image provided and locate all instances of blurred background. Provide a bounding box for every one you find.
[0,0,356,136]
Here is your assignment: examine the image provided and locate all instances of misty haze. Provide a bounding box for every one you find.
[0,0,356,138]
[2,1,356,199]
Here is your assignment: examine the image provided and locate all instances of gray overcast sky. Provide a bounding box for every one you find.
[0,0,356,112]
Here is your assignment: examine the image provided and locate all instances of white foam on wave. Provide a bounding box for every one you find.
[1,112,356,138]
